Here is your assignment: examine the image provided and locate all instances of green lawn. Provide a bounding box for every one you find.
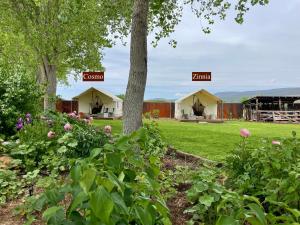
[93,119,300,161]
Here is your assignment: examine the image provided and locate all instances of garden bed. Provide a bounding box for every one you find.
[0,148,206,225]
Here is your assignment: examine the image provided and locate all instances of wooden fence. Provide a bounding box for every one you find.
[217,103,243,120]
[56,100,78,113]
[143,102,175,118]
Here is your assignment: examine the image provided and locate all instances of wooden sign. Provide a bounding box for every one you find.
[192,72,211,81]
[82,72,104,81]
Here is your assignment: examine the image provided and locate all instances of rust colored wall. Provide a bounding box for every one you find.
[143,102,175,118]
[217,103,243,119]
[56,100,78,113]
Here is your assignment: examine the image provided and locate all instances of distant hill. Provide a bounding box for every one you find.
[215,87,300,103]
[144,98,176,103]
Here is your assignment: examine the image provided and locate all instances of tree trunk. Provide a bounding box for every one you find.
[37,57,57,111]
[123,0,149,134]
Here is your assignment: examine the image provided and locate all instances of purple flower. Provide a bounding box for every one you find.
[16,122,23,131]
[16,118,23,131]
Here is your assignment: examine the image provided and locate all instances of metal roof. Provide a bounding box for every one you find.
[242,95,300,104]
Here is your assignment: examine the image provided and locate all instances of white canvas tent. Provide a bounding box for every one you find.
[175,89,222,120]
[72,87,123,117]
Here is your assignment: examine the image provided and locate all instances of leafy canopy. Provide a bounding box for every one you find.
[0,0,132,80]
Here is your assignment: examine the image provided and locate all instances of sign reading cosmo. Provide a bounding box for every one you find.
[82,72,104,81]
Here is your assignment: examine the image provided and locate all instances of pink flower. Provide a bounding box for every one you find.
[68,112,76,118]
[104,125,112,134]
[64,123,72,131]
[272,140,281,145]
[83,118,88,123]
[240,128,250,138]
[47,131,55,139]
[89,116,93,121]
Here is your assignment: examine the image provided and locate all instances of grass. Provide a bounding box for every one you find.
[93,119,300,161]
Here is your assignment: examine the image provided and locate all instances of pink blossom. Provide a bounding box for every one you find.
[47,131,55,139]
[240,128,250,138]
[68,112,76,118]
[64,123,72,131]
[104,125,112,134]
[83,118,88,123]
[272,140,281,145]
[89,116,93,121]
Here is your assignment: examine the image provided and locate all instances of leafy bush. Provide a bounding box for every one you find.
[0,112,110,205]
[152,109,160,119]
[144,112,151,119]
[186,130,300,225]
[8,112,109,172]
[18,124,171,224]
[0,66,42,136]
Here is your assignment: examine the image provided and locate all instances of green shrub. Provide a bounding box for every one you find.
[152,109,160,119]
[144,111,151,119]
[186,131,300,224]
[0,66,42,136]
[18,124,171,224]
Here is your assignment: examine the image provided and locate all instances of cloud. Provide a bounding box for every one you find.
[58,1,300,100]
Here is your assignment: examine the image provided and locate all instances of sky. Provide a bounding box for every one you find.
[57,0,300,100]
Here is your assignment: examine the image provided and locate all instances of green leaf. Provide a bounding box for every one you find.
[246,203,267,225]
[134,205,153,225]
[286,207,300,219]
[71,165,82,182]
[57,146,68,154]
[111,192,129,214]
[216,216,239,225]
[199,194,215,207]
[79,168,96,193]
[90,186,114,224]
[67,140,78,148]
[42,206,65,224]
[67,192,88,216]
[106,171,124,192]
[105,152,122,169]
[90,148,102,159]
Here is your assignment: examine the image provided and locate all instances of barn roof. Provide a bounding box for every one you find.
[72,87,123,102]
[175,89,222,103]
[242,95,300,104]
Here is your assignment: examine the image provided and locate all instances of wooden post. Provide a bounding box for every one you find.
[279,98,282,111]
[256,98,259,121]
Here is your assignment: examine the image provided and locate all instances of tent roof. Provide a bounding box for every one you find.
[72,87,123,102]
[175,89,222,103]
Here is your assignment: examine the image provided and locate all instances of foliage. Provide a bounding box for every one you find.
[186,131,300,224]
[18,123,171,224]
[152,109,160,119]
[0,0,131,80]
[0,112,110,206]
[144,112,152,119]
[0,66,43,136]
[226,132,300,208]
[0,169,23,205]
[9,112,108,172]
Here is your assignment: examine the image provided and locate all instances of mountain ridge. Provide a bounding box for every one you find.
[215,87,300,103]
